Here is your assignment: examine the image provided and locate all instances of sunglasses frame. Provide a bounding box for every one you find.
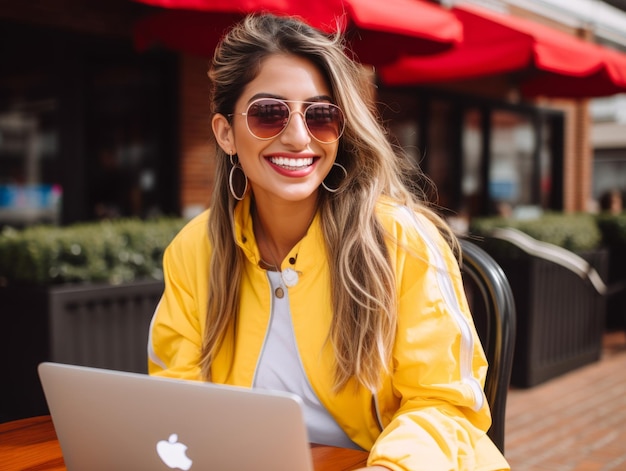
[230,98,345,144]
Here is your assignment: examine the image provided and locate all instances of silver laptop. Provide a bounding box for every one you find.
[38,362,313,471]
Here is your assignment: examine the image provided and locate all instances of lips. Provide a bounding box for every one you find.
[268,156,314,171]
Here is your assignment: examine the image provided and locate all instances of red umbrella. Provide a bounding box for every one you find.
[132,0,463,65]
[379,3,626,98]
[521,44,626,98]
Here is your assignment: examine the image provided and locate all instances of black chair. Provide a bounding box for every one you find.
[459,239,516,454]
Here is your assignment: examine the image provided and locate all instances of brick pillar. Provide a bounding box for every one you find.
[558,101,576,212]
[572,100,592,212]
[568,23,594,212]
[551,97,592,213]
[179,54,216,218]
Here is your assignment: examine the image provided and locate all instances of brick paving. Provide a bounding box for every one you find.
[504,331,626,470]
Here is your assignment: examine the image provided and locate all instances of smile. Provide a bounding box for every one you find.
[268,156,314,170]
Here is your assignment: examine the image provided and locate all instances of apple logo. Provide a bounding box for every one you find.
[156,433,193,470]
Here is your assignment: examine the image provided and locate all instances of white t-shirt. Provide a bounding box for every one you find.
[253,271,361,450]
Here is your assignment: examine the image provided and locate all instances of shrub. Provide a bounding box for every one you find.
[469,213,602,253]
[0,218,186,285]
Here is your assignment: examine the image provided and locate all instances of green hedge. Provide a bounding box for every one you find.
[0,218,186,285]
[469,213,603,253]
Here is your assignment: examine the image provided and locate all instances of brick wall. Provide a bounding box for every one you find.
[573,100,593,211]
[179,54,216,217]
[535,98,592,213]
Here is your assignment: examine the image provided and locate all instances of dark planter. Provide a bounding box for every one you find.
[596,216,626,331]
[1,280,163,423]
[478,240,608,388]
[605,244,626,331]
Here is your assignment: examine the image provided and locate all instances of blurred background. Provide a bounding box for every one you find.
[1,0,625,229]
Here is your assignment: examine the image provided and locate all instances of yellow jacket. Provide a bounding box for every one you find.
[148,195,509,471]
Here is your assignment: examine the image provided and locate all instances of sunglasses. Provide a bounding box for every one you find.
[231,98,345,143]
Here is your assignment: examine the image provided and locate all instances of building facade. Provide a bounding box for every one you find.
[0,1,179,226]
[1,0,624,228]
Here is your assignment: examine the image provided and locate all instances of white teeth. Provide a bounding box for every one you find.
[269,157,313,170]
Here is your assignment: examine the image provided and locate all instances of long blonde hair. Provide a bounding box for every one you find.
[203,14,457,391]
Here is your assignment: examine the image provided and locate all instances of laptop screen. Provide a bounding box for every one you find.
[38,362,314,471]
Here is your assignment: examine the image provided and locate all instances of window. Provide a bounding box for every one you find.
[0,92,61,227]
[377,87,564,221]
[0,20,178,226]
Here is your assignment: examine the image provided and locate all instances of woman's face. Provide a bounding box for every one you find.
[219,54,340,206]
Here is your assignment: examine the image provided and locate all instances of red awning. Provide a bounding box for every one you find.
[132,0,463,65]
[521,44,626,97]
[379,3,626,98]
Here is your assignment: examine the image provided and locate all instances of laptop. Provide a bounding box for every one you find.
[38,362,314,471]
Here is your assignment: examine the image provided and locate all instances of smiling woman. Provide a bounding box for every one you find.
[213,54,340,212]
[147,13,510,471]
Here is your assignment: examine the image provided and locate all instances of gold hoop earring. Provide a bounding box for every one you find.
[228,153,248,201]
[322,162,347,193]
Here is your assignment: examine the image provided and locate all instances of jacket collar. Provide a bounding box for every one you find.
[232,194,325,273]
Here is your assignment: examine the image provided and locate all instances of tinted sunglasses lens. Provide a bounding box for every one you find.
[246,100,290,139]
[305,104,344,143]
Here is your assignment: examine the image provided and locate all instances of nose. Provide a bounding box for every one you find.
[280,110,311,148]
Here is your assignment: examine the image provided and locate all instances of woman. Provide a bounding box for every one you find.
[149,14,509,471]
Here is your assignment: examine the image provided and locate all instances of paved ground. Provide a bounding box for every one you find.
[504,331,626,470]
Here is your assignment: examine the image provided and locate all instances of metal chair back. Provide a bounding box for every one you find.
[460,239,516,454]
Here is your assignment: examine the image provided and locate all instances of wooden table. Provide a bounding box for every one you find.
[0,416,369,470]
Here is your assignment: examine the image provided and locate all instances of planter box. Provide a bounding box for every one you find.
[1,280,163,423]
[478,240,607,388]
[605,245,626,331]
